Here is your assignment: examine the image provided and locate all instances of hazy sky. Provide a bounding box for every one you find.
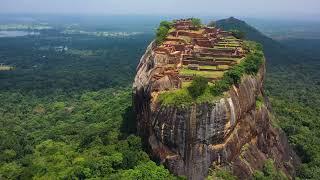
[1,0,320,19]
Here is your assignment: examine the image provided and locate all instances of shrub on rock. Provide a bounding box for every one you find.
[187,76,208,98]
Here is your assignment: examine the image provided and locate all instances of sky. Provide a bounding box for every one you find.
[1,0,320,20]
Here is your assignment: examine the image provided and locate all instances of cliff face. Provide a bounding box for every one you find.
[133,42,299,179]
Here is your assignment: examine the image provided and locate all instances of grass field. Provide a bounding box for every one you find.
[217,65,230,70]
[215,57,241,61]
[182,65,225,70]
[182,80,214,88]
[179,68,225,78]
[198,65,218,70]
[216,44,241,48]
[197,56,241,62]
[182,81,192,88]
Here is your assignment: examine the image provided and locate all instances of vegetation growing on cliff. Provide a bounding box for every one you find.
[155,21,173,44]
[187,76,209,98]
[253,159,287,180]
[207,169,237,180]
[158,41,264,106]
[255,95,264,109]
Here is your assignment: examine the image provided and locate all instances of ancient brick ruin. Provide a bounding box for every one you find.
[151,19,247,92]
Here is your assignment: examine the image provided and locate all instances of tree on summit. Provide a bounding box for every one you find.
[156,21,173,44]
[191,18,202,29]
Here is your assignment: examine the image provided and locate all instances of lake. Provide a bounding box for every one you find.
[0,30,40,38]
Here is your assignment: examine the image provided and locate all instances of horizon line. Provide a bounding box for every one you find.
[0,13,320,22]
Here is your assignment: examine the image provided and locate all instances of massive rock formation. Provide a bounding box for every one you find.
[133,42,298,179]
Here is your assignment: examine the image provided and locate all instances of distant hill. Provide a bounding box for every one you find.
[215,17,296,64]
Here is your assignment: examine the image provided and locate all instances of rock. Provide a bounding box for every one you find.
[133,42,299,180]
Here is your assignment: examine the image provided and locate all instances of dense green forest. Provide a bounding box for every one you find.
[0,17,320,179]
[266,47,320,179]
[0,31,182,179]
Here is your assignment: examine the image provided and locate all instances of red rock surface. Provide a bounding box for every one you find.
[133,40,299,179]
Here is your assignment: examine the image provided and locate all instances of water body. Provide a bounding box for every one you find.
[0,31,40,38]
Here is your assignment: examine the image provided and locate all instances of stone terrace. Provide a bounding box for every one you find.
[151,19,247,92]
